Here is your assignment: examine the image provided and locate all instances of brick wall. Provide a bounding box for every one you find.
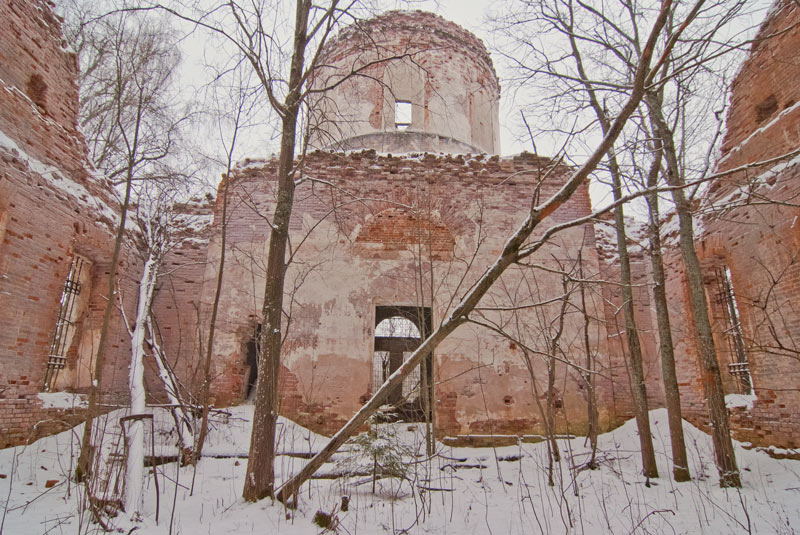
[595,214,664,426]
[0,0,133,448]
[200,150,612,437]
[658,0,800,448]
[310,10,501,154]
[147,199,214,402]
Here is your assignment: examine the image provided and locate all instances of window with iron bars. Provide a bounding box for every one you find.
[43,255,86,391]
[714,265,752,394]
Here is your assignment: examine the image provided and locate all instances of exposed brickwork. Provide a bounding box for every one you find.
[311,10,501,154]
[686,1,800,448]
[199,150,610,437]
[0,0,134,447]
[5,1,800,453]
[354,207,455,261]
[146,198,215,400]
[594,215,664,425]
[644,1,800,449]
[717,1,800,176]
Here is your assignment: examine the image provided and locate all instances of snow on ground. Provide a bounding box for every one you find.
[1,407,799,534]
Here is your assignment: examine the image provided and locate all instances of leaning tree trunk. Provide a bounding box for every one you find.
[646,92,740,488]
[669,181,740,487]
[274,7,673,499]
[124,249,160,517]
[146,315,194,457]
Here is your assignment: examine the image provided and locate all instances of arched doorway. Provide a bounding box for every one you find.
[373,305,433,421]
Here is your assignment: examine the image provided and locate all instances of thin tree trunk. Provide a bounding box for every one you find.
[242,0,309,502]
[146,315,194,456]
[578,251,598,468]
[193,174,230,467]
[523,346,556,485]
[76,155,135,482]
[646,91,740,488]
[415,224,435,457]
[242,119,298,501]
[565,12,658,479]
[608,152,659,479]
[642,137,690,482]
[545,274,570,466]
[123,250,160,517]
[275,6,673,499]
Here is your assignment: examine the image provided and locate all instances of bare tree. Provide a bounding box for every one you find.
[224,1,356,501]
[640,140,691,481]
[60,3,187,483]
[645,85,742,486]
[559,4,659,480]
[132,0,425,501]
[494,0,770,487]
[276,1,682,501]
[192,73,257,469]
[119,181,198,518]
[639,3,766,484]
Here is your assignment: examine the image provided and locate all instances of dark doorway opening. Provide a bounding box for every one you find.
[373,306,433,422]
[245,324,262,399]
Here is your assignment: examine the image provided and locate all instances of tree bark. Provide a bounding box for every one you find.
[578,251,599,468]
[275,4,673,499]
[193,173,230,466]
[607,152,659,479]
[75,153,134,482]
[642,135,691,482]
[563,40,658,479]
[242,0,310,502]
[560,4,658,477]
[645,91,741,488]
[124,250,160,517]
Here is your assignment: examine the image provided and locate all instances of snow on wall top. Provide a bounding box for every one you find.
[0,126,119,228]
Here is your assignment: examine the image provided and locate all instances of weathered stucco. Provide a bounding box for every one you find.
[200,150,610,437]
[309,11,501,155]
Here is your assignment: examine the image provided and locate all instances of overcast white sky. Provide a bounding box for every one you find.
[169,0,772,208]
[175,0,529,168]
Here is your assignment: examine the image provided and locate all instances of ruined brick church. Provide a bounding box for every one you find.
[2,0,799,452]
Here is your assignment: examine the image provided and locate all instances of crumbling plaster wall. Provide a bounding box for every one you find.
[201,150,614,436]
[310,11,501,155]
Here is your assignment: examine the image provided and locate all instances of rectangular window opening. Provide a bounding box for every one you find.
[395,100,412,130]
[714,265,752,394]
[43,255,87,391]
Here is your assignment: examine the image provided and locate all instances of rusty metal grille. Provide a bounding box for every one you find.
[372,350,421,403]
[714,266,752,394]
[43,255,85,391]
